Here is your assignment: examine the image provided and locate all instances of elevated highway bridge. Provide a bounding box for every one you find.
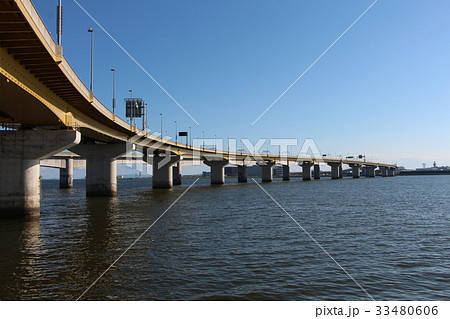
[0,0,396,218]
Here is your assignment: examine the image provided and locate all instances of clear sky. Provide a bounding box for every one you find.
[33,0,450,177]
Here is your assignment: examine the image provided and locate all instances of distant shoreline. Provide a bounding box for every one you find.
[399,170,450,176]
[40,171,450,181]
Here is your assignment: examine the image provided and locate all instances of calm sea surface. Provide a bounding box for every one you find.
[0,176,449,300]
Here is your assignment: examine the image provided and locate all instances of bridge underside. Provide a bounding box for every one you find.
[0,72,61,126]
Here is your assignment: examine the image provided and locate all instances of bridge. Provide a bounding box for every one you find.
[0,0,396,218]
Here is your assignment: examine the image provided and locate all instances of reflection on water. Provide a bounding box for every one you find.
[0,176,449,300]
[0,218,43,300]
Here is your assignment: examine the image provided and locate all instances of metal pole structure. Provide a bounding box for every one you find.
[189,126,191,147]
[144,101,147,131]
[175,121,177,144]
[160,113,163,141]
[56,0,63,45]
[111,68,116,116]
[88,28,94,92]
[202,131,205,150]
[128,90,133,126]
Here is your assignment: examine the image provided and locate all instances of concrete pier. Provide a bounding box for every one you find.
[258,161,275,182]
[313,164,320,179]
[237,165,248,183]
[380,166,389,177]
[282,165,290,181]
[172,162,182,185]
[349,164,361,178]
[204,159,229,184]
[328,162,343,179]
[0,130,80,218]
[365,165,376,178]
[300,162,314,181]
[152,152,181,189]
[59,158,74,189]
[71,143,128,196]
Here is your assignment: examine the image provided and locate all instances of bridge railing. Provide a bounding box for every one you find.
[20,0,58,57]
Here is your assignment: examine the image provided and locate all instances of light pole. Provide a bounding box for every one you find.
[160,113,163,140]
[202,130,205,150]
[128,89,133,125]
[57,0,63,45]
[143,101,147,131]
[87,28,94,93]
[189,126,191,147]
[214,134,216,152]
[174,120,177,144]
[111,68,116,115]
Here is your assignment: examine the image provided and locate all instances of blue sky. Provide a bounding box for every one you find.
[34,0,450,177]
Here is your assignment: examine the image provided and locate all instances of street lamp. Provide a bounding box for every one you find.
[174,120,177,144]
[111,68,116,115]
[57,0,63,45]
[160,113,163,140]
[87,28,94,93]
[189,126,191,147]
[128,90,133,125]
[202,130,205,150]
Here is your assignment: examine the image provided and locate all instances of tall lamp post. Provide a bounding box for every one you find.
[111,68,116,115]
[174,121,177,144]
[160,113,163,140]
[189,126,191,147]
[87,28,94,93]
[128,90,133,125]
[202,131,205,150]
[57,0,63,45]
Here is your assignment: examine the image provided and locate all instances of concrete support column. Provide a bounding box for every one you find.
[152,152,181,189]
[365,165,376,178]
[300,162,314,181]
[71,143,129,196]
[172,161,182,185]
[204,159,229,184]
[388,168,396,177]
[258,161,275,182]
[0,130,80,218]
[282,165,290,181]
[59,158,74,189]
[237,165,248,183]
[349,164,361,178]
[380,166,389,177]
[313,164,321,179]
[328,162,342,179]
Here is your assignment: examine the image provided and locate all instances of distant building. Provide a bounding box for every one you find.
[202,171,210,177]
[417,161,450,171]
[225,166,238,177]
[273,165,283,176]
[248,165,262,177]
